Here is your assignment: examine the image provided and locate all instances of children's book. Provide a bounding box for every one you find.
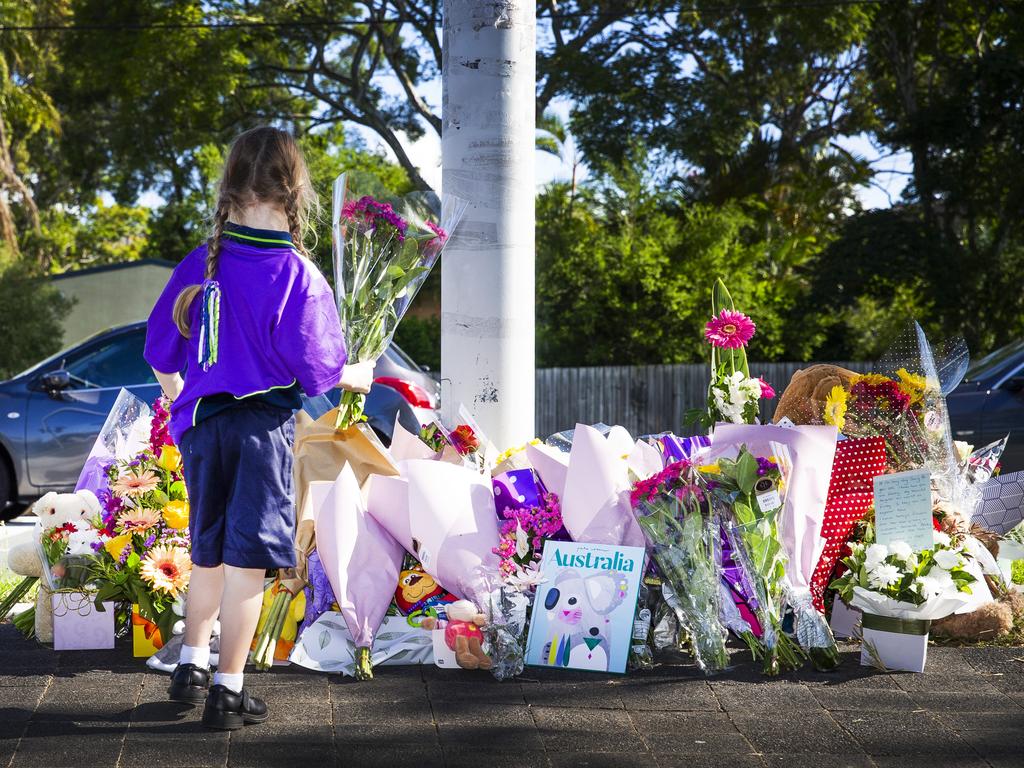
[525,541,645,674]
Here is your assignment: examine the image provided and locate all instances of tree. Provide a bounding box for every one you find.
[864,0,1024,354]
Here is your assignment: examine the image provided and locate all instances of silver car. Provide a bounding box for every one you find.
[0,322,439,519]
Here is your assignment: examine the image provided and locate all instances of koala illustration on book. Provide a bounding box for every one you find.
[541,569,629,671]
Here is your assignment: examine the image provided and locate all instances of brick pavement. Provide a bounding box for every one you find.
[1,624,1021,768]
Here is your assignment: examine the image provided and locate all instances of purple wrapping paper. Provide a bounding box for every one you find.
[492,469,544,514]
[719,523,763,637]
[300,549,338,636]
[657,434,711,465]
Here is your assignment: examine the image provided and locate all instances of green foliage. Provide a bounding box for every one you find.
[393,316,440,371]
[0,256,74,379]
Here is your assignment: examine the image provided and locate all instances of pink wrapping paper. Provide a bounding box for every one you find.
[403,460,501,608]
[561,424,646,548]
[365,473,413,552]
[389,416,438,462]
[708,423,838,592]
[314,464,404,648]
[525,443,569,498]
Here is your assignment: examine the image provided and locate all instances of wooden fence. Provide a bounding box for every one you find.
[533,361,872,438]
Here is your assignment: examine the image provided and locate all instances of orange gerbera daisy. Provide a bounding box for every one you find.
[140,545,191,597]
[111,469,160,498]
[117,506,161,533]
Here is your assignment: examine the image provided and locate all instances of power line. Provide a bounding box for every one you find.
[0,1,898,33]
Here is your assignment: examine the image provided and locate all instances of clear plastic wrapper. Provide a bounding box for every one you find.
[631,464,729,674]
[485,586,530,681]
[331,173,467,428]
[627,579,655,671]
[706,448,806,674]
[75,389,152,496]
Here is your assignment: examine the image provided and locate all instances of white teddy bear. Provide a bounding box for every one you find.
[7,489,104,642]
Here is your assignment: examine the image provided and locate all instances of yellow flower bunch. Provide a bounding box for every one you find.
[495,438,541,466]
[895,367,927,404]
[697,463,721,474]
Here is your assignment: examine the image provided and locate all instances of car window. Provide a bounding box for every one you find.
[385,343,421,371]
[63,330,157,388]
[965,339,1024,383]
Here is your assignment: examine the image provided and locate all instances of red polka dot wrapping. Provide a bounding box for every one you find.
[810,436,887,611]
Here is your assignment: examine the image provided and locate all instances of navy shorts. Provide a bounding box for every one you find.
[180,405,296,570]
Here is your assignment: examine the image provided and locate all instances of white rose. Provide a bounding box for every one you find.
[933,549,962,570]
[953,441,974,463]
[888,541,913,561]
[932,530,951,548]
[868,563,902,589]
[865,543,889,568]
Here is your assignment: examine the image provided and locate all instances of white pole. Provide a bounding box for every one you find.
[441,0,536,448]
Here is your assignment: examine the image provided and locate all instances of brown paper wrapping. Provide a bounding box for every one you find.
[292,408,399,580]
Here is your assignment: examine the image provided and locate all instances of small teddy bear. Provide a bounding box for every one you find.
[7,489,103,643]
[421,599,492,671]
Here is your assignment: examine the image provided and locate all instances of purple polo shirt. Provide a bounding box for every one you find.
[145,225,347,444]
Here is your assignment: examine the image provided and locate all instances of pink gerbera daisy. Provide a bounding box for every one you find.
[704,310,756,349]
[758,378,776,399]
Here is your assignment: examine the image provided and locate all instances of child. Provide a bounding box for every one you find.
[144,126,375,730]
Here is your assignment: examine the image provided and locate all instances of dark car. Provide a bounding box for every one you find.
[947,339,1024,472]
[0,322,439,519]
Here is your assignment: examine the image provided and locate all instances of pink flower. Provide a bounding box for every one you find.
[758,378,776,399]
[704,310,756,349]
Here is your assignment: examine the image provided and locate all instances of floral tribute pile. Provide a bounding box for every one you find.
[7,276,1023,682]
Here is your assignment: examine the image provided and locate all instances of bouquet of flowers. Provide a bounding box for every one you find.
[332,174,467,429]
[830,534,977,608]
[694,279,774,428]
[88,396,192,646]
[703,448,805,674]
[492,474,563,592]
[631,460,730,674]
[830,532,976,670]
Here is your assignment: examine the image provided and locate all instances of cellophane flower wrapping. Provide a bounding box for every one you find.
[824,323,970,511]
[710,423,841,670]
[704,448,805,674]
[631,462,730,674]
[332,173,467,429]
[485,585,530,681]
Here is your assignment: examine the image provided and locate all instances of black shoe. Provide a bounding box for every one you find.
[167,663,210,704]
[202,685,269,730]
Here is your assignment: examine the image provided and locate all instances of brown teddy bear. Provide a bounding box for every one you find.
[772,364,859,425]
[931,523,1024,642]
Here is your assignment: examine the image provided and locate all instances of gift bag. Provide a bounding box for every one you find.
[292,409,399,577]
[52,592,115,651]
[132,604,164,657]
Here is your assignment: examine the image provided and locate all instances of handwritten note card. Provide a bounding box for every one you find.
[873,469,934,551]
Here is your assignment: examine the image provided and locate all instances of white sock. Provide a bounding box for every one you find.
[179,644,210,670]
[214,672,243,694]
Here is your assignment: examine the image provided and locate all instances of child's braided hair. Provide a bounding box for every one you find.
[173,126,317,337]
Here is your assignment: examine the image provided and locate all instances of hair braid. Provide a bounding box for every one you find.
[284,190,305,257]
[172,198,230,337]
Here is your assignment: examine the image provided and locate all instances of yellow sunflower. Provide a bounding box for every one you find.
[117,506,161,533]
[823,385,848,432]
[140,544,192,597]
[161,500,190,530]
[895,367,927,404]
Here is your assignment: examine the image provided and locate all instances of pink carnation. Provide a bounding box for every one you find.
[704,309,756,349]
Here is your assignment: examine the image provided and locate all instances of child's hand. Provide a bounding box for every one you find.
[338,360,377,394]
